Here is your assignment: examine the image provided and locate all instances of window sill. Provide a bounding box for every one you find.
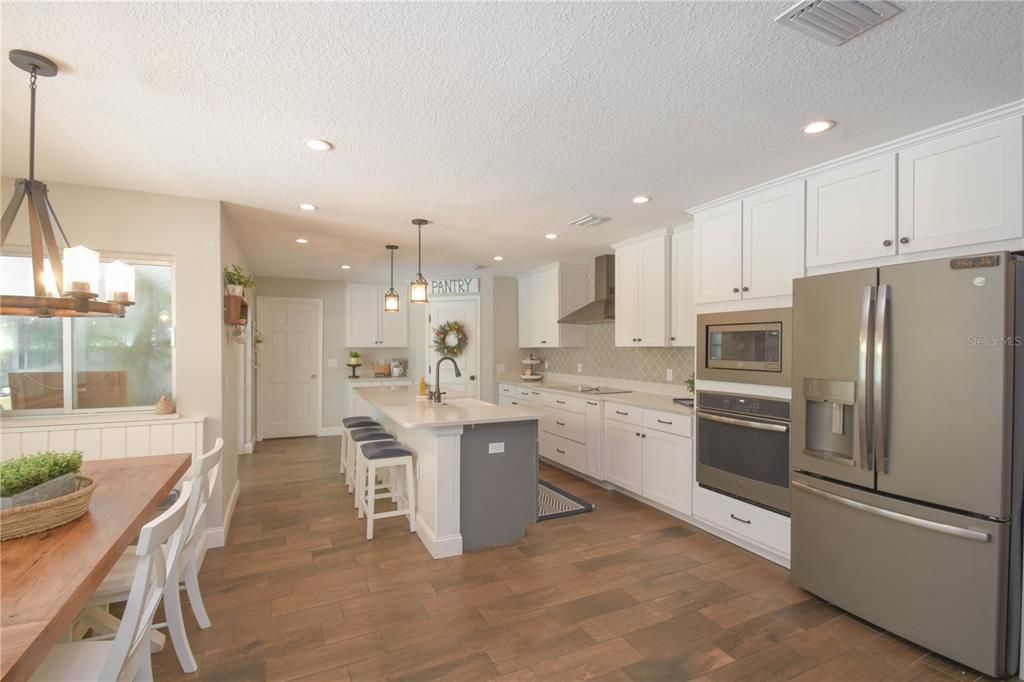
[0,412,203,430]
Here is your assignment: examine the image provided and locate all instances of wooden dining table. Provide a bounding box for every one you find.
[1,453,191,682]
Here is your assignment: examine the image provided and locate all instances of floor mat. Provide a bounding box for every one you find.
[538,480,594,521]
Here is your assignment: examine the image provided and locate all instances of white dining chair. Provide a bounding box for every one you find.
[80,438,223,674]
[31,479,192,682]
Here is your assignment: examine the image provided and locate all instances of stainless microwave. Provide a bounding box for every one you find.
[707,322,782,371]
[697,309,792,387]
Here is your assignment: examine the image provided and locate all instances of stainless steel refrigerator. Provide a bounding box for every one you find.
[790,252,1022,677]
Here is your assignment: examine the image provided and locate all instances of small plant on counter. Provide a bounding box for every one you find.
[223,264,256,291]
[685,373,695,395]
[348,351,362,365]
[0,451,83,497]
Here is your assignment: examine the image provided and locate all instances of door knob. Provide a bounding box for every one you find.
[310,374,317,379]
[883,239,893,247]
[899,237,910,244]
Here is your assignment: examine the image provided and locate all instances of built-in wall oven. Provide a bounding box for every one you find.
[696,391,791,514]
[696,308,792,386]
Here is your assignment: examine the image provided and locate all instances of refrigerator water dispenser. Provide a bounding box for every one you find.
[802,378,856,464]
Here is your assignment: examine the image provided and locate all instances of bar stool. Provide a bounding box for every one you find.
[357,440,416,540]
[340,417,379,483]
[348,427,392,505]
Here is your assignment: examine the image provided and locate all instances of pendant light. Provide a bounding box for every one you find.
[384,244,400,312]
[409,218,429,304]
[0,50,134,318]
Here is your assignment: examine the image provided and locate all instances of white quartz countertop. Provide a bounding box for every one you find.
[346,376,411,383]
[356,386,542,428]
[499,378,694,416]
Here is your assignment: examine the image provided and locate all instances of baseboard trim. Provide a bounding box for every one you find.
[319,426,344,437]
[206,479,241,549]
[415,514,462,559]
[241,441,254,455]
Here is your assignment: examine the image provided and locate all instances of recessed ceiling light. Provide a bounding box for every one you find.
[632,196,651,204]
[545,233,559,240]
[299,203,318,211]
[803,120,836,135]
[304,139,333,152]
[493,256,504,262]
[295,238,308,244]
[341,264,351,270]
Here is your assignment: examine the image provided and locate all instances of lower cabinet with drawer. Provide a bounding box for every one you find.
[693,483,790,562]
[604,406,693,514]
[539,431,587,473]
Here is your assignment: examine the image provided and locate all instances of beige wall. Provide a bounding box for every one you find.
[1,178,240,530]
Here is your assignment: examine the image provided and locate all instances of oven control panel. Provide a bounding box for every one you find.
[698,391,790,420]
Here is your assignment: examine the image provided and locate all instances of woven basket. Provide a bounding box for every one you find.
[0,475,97,541]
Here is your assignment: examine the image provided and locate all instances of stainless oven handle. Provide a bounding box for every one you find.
[857,285,875,471]
[873,284,890,474]
[698,413,788,433]
[792,481,989,543]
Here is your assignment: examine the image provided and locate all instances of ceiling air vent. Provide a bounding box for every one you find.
[775,0,902,46]
[568,215,610,228]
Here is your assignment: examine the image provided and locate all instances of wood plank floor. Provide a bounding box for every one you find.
[152,436,1002,682]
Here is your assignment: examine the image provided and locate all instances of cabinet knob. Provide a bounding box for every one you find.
[741,286,749,292]
[899,237,910,244]
[637,338,642,342]
[732,287,740,293]
[635,432,641,437]
[883,239,893,247]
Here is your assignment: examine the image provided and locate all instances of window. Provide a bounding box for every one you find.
[0,255,173,413]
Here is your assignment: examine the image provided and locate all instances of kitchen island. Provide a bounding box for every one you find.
[355,386,542,558]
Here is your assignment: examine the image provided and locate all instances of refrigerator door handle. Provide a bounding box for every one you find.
[873,283,890,474]
[857,285,875,470]
[792,481,990,543]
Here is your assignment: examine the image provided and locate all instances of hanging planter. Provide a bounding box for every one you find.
[433,320,468,357]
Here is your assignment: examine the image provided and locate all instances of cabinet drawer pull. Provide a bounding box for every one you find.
[541,340,548,344]
[586,401,598,406]
[531,391,540,395]
[730,513,751,525]
[555,399,566,404]
[615,410,630,416]
[656,419,673,425]
[555,448,566,454]
[555,421,566,426]
[511,401,518,405]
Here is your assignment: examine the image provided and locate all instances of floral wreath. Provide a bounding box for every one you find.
[433,320,468,357]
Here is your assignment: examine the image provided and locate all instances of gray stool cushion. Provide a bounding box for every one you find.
[361,441,414,460]
[343,416,378,428]
[350,428,391,442]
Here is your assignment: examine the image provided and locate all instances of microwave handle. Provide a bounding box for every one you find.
[698,413,789,433]
[857,285,875,471]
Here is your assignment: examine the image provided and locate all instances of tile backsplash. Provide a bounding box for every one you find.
[523,324,694,386]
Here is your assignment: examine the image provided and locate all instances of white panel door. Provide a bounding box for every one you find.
[806,154,897,267]
[671,227,696,347]
[641,430,692,514]
[530,266,560,347]
[346,284,380,347]
[694,202,743,304]
[898,116,1023,253]
[427,297,480,398]
[614,244,639,346]
[259,297,322,438]
[742,181,805,299]
[637,235,668,347]
[517,276,533,347]
[603,418,642,494]
[379,287,409,347]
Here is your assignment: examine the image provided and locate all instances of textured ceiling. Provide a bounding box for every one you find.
[2,1,1022,281]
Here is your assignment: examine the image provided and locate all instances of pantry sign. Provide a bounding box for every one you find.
[430,277,480,296]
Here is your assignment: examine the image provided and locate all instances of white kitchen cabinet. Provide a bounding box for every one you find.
[806,154,897,267]
[670,226,696,347]
[613,230,670,347]
[516,263,588,348]
[584,398,602,479]
[742,181,805,299]
[898,116,1023,253]
[346,284,408,348]
[694,201,743,304]
[641,428,692,515]
[603,417,642,494]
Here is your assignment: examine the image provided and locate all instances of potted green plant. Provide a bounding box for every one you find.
[223,264,256,297]
[0,451,96,541]
[685,373,695,396]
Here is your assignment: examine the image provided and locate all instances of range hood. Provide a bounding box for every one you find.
[558,254,614,324]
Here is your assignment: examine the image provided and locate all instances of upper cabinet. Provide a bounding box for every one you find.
[346,284,408,348]
[613,230,670,347]
[670,226,696,347]
[517,263,588,348]
[898,117,1023,253]
[806,155,897,267]
[694,182,804,304]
